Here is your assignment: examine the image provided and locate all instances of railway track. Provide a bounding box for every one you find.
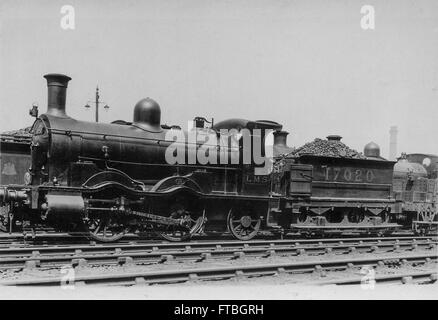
[0,230,434,247]
[0,236,435,270]
[0,232,148,246]
[0,233,434,249]
[1,252,436,286]
[317,271,438,285]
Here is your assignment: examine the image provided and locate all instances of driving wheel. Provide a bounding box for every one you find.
[227,207,261,241]
[84,215,128,242]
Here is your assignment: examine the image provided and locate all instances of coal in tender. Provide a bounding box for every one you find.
[2,127,32,137]
[290,137,366,159]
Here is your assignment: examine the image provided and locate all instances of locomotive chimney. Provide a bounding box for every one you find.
[273,130,289,147]
[273,130,293,156]
[43,73,72,117]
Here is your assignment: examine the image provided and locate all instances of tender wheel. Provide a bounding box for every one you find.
[227,207,261,241]
[85,215,128,242]
[157,204,205,242]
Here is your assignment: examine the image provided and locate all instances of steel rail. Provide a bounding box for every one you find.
[0,235,434,255]
[0,231,434,247]
[1,252,436,286]
[0,237,436,270]
[2,236,437,256]
[316,271,438,285]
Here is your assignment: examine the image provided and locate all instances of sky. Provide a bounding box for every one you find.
[0,0,437,158]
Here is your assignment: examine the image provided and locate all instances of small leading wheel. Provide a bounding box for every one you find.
[85,215,128,242]
[157,204,205,242]
[227,207,261,241]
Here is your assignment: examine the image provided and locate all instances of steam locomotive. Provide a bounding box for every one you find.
[0,73,436,242]
[0,73,293,242]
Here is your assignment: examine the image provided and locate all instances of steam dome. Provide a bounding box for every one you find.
[133,98,161,132]
[364,142,380,158]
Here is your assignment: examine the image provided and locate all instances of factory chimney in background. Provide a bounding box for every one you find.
[389,126,398,160]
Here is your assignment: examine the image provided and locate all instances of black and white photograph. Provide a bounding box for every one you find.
[0,0,437,307]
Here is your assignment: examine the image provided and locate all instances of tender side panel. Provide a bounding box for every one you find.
[289,164,312,196]
[297,155,395,201]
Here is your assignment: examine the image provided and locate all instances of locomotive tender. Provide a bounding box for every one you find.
[0,134,31,231]
[0,73,436,242]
